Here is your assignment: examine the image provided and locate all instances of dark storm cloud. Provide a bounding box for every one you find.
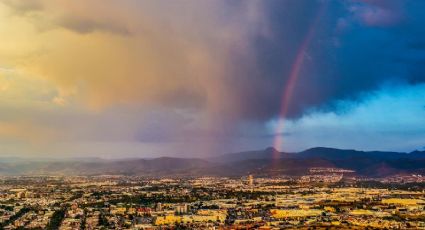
[224,0,425,120]
[219,0,325,120]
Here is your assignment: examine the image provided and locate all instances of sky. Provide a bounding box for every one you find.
[0,0,424,158]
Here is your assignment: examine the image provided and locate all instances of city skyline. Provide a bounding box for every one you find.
[1,0,425,158]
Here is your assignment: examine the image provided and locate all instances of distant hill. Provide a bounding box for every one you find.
[0,157,212,177]
[296,147,425,160]
[215,147,425,176]
[209,147,293,163]
[0,147,424,177]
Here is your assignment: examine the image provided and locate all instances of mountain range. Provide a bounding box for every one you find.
[1,147,424,177]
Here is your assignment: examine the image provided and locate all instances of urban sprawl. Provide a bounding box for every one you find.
[1,168,425,229]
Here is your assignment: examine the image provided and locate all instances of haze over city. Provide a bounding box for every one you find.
[1,0,425,158]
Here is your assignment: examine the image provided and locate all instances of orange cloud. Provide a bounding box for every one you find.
[0,121,58,143]
[0,0,271,156]
[0,0,267,114]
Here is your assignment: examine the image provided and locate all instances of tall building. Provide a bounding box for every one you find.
[175,204,189,214]
[248,174,254,187]
[156,202,162,211]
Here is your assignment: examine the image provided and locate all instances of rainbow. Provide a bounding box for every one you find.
[273,4,326,157]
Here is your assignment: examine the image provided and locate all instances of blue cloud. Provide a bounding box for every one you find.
[270,83,425,152]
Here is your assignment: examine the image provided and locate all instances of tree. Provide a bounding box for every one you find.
[46,209,65,230]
